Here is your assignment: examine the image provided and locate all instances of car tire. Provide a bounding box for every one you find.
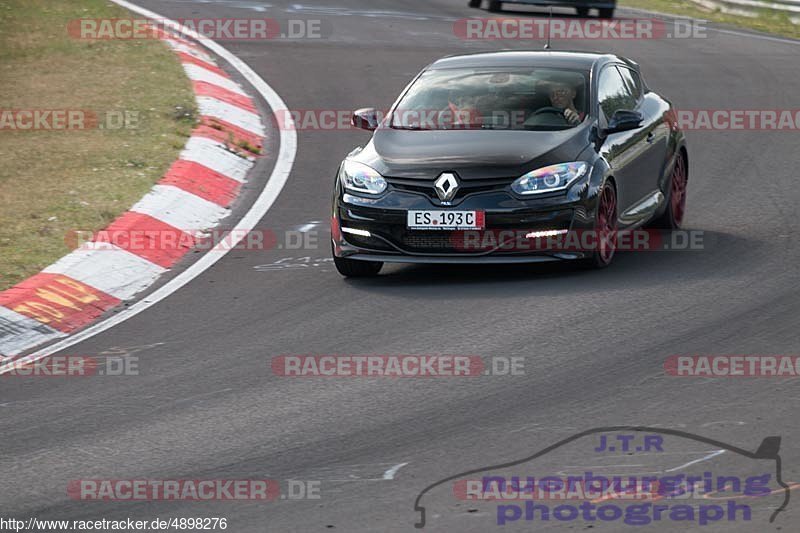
[488,0,503,12]
[334,254,383,277]
[468,0,481,7]
[598,8,614,18]
[576,7,590,16]
[583,181,618,269]
[651,151,688,230]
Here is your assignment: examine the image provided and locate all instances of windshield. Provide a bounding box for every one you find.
[391,67,589,131]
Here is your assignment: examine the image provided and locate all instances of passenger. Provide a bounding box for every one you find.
[446,92,482,128]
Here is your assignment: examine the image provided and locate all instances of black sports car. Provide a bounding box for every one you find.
[331,51,688,277]
[469,0,617,19]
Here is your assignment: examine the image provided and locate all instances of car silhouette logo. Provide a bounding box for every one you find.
[413,426,792,528]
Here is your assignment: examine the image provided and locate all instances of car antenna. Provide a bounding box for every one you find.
[544,7,553,50]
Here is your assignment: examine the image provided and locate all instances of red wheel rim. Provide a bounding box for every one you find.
[670,155,687,226]
[597,185,618,264]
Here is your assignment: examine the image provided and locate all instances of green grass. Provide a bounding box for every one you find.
[621,0,800,39]
[0,0,196,290]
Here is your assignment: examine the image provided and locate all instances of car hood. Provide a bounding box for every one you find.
[351,126,591,180]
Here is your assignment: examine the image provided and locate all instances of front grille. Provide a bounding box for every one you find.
[386,176,511,202]
[400,230,500,253]
[401,232,459,250]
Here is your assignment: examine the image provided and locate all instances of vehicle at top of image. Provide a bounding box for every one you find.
[469,0,617,18]
[331,50,688,277]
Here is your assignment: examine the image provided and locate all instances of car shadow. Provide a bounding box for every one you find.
[470,5,638,20]
[340,229,755,298]
[478,7,582,18]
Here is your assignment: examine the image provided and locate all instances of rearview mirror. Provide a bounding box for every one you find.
[604,109,643,134]
[352,108,380,131]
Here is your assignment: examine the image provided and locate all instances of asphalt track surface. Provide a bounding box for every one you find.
[3,1,800,531]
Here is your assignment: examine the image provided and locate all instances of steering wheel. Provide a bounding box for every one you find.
[531,106,566,117]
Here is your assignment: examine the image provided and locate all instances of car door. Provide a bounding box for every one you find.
[617,65,669,208]
[596,65,651,222]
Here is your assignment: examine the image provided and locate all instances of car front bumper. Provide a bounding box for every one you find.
[332,184,598,263]
[501,0,616,8]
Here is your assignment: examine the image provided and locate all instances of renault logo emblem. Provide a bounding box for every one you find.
[434,172,459,202]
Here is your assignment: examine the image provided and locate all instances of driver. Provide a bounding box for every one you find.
[547,81,583,125]
[526,73,585,127]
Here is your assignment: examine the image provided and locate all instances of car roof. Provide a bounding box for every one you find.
[428,50,634,71]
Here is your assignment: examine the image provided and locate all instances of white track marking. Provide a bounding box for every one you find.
[98,342,166,357]
[701,420,746,428]
[131,184,230,233]
[43,245,167,300]
[382,462,409,480]
[286,4,437,20]
[664,449,726,472]
[0,308,65,358]
[294,220,323,232]
[179,136,254,182]
[0,0,297,375]
[182,63,249,96]
[177,0,273,12]
[196,96,265,136]
[556,449,728,477]
[621,6,800,46]
[163,40,216,63]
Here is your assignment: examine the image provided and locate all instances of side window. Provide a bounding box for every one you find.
[617,66,643,101]
[597,66,636,124]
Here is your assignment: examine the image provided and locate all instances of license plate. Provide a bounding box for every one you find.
[407,210,485,230]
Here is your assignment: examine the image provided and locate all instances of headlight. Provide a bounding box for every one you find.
[511,162,589,195]
[338,160,387,195]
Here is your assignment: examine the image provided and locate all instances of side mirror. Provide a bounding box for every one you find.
[604,109,643,134]
[352,108,379,131]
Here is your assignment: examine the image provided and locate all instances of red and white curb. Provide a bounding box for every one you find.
[0,27,269,360]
